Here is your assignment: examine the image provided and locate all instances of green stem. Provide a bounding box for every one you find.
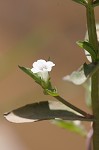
[86,1,99,150]
[86,2,99,58]
[91,71,99,150]
[54,95,92,118]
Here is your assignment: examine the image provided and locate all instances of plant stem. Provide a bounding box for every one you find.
[86,1,99,150]
[91,71,99,150]
[86,2,99,56]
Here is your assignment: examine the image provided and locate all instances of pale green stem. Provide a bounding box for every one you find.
[91,71,99,150]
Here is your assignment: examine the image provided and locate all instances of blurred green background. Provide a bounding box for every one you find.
[0,0,99,150]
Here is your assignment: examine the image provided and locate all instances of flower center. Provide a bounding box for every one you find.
[40,65,48,71]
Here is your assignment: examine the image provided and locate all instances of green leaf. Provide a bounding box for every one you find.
[84,24,99,62]
[4,101,94,123]
[53,120,87,137]
[18,66,52,90]
[19,66,57,94]
[77,41,97,61]
[18,66,41,84]
[63,63,99,85]
[72,0,87,6]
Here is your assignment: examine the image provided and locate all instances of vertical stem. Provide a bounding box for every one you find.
[86,2,98,55]
[91,71,99,150]
[86,1,99,150]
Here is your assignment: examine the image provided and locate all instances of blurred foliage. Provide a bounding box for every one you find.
[53,119,87,137]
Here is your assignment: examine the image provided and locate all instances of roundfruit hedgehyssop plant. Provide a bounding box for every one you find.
[3,0,99,150]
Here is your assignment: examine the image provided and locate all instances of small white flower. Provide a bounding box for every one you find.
[31,59,55,82]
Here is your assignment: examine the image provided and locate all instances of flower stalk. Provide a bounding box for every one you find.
[54,95,93,119]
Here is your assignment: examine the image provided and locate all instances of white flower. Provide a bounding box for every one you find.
[31,59,55,82]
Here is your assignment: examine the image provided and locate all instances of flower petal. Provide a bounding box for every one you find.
[31,67,40,73]
[32,59,55,72]
[31,59,55,82]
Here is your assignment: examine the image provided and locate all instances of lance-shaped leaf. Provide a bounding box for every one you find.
[72,0,87,6]
[18,66,52,90]
[84,24,99,62]
[53,120,87,137]
[63,63,99,85]
[77,41,97,61]
[4,101,93,123]
[18,66,41,85]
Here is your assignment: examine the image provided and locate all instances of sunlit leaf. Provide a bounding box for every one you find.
[4,101,93,123]
[53,120,87,137]
[63,63,99,85]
